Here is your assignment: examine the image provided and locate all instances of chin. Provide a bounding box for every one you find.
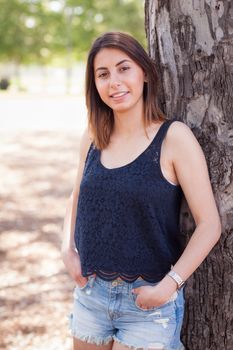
[111,103,132,113]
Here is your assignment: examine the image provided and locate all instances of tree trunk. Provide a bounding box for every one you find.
[145,1,233,349]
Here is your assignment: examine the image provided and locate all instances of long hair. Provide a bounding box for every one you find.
[85,31,166,150]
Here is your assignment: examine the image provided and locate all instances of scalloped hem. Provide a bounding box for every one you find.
[85,270,164,283]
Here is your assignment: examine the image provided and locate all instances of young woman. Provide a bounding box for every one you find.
[61,32,221,350]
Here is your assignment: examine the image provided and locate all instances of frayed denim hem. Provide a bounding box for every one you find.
[72,333,113,346]
[68,313,113,346]
[113,336,144,350]
[113,335,185,350]
[178,345,185,350]
[68,313,185,349]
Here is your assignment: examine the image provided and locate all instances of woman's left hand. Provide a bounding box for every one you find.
[132,275,178,310]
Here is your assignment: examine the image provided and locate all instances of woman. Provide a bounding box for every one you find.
[61,32,221,350]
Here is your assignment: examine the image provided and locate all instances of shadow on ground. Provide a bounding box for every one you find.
[0,130,81,350]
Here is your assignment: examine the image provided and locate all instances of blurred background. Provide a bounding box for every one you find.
[0,0,146,130]
[0,1,146,349]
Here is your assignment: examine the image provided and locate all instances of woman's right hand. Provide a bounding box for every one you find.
[61,248,88,288]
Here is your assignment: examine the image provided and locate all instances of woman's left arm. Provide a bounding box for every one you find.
[132,121,222,307]
[161,121,222,290]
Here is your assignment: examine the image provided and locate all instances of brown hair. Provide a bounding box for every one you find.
[85,31,166,150]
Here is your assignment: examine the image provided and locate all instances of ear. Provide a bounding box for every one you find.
[144,72,148,83]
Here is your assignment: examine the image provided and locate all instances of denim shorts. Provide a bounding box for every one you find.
[68,274,185,350]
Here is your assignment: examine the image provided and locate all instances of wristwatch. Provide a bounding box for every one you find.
[167,270,185,290]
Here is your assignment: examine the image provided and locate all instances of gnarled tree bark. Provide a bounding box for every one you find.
[145,1,233,349]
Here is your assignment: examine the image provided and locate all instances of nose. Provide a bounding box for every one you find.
[109,73,121,89]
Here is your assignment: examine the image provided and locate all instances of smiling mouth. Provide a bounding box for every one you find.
[110,91,129,98]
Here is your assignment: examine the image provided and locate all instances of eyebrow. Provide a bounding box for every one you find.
[95,59,131,72]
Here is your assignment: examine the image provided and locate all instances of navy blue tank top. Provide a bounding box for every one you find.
[74,118,184,283]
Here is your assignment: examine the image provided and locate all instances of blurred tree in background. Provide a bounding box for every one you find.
[0,0,61,64]
[0,0,145,65]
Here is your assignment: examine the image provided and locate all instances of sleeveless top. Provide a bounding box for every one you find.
[74,118,185,283]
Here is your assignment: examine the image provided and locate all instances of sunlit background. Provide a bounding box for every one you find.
[0,0,145,130]
[0,1,146,349]
[0,0,145,94]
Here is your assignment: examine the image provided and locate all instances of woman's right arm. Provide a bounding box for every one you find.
[61,128,92,287]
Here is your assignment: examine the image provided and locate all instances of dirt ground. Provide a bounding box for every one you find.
[0,128,82,350]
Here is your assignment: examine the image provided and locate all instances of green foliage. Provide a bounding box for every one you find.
[0,0,145,64]
[0,0,61,63]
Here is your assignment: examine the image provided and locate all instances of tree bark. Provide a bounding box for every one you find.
[145,1,233,349]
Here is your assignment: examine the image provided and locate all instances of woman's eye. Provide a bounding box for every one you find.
[120,66,130,72]
[98,72,108,78]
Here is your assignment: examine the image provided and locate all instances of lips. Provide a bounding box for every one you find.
[110,91,129,98]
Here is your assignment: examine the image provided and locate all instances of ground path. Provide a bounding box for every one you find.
[0,93,86,350]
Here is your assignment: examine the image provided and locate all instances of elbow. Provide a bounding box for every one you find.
[197,217,222,243]
[212,218,222,243]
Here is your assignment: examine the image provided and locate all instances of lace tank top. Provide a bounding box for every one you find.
[74,118,184,283]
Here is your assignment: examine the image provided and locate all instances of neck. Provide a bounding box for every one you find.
[113,105,145,137]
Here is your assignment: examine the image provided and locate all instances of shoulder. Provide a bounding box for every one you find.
[168,120,194,139]
[166,120,202,156]
[79,127,93,162]
[72,128,93,197]
[167,120,205,165]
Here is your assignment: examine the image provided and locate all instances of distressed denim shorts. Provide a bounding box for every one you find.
[68,275,185,350]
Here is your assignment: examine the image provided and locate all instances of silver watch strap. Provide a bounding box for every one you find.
[167,270,185,289]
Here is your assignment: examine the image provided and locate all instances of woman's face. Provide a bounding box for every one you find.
[93,48,146,114]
